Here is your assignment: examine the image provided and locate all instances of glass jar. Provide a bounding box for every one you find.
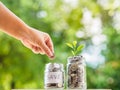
[44,63,64,89]
[67,55,87,89]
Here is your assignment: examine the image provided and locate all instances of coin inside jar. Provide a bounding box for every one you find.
[67,55,87,89]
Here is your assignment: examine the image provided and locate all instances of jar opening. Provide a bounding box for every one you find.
[45,63,64,72]
[68,55,84,63]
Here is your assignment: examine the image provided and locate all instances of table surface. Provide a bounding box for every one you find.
[12,89,112,90]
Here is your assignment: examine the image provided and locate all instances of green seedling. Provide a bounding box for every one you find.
[66,41,84,56]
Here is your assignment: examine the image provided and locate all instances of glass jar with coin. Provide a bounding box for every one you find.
[67,55,87,89]
[44,63,64,89]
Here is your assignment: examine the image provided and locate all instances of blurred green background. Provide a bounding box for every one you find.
[0,0,120,90]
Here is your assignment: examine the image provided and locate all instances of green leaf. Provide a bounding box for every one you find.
[76,44,85,52]
[66,43,73,49]
[71,50,75,56]
[73,41,77,48]
[66,41,84,56]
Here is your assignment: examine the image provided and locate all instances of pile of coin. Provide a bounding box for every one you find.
[44,63,64,88]
[67,55,86,89]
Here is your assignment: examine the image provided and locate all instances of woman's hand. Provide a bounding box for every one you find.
[21,27,54,59]
[0,2,54,59]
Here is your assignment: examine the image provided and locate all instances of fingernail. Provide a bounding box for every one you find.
[50,53,55,59]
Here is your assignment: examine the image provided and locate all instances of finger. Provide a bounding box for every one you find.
[46,37,54,54]
[21,39,45,55]
[32,46,45,54]
[38,47,45,54]
[41,43,54,58]
[31,46,40,54]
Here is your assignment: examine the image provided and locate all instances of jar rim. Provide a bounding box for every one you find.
[67,55,85,63]
[68,55,83,59]
[45,63,64,72]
